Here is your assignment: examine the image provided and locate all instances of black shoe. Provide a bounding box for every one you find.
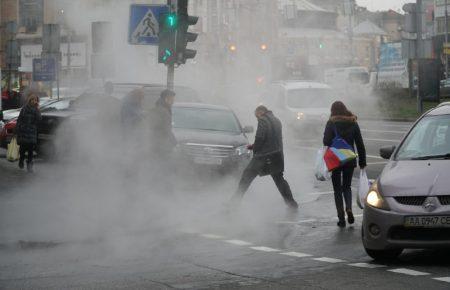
[26,162,34,173]
[18,160,24,169]
[337,220,346,228]
[347,210,355,224]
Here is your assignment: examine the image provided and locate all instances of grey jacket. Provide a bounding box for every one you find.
[16,104,41,145]
[149,99,177,155]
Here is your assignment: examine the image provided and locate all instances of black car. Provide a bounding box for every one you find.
[172,103,253,173]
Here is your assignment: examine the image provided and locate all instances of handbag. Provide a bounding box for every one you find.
[7,137,20,162]
[324,125,357,171]
[258,151,284,176]
[315,147,330,181]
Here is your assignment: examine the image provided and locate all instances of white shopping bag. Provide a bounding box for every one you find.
[6,137,20,162]
[314,147,330,181]
[357,169,370,209]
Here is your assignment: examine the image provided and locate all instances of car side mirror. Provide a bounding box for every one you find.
[0,111,3,121]
[243,126,254,134]
[380,145,396,160]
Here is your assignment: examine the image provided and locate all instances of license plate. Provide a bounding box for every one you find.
[404,216,450,228]
[193,156,222,165]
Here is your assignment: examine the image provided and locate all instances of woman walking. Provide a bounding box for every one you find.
[323,101,366,227]
[16,93,41,172]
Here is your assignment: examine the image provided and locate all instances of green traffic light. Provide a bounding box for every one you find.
[162,49,172,62]
[166,14,177,28]
[319,43,324,49]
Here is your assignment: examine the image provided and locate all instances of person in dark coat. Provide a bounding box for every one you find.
[149,89,177,193]
[230,105,299,210]
[16,93,42,172]
[150,89,177,155]
[323,101,366,228]
[121,88,145,131]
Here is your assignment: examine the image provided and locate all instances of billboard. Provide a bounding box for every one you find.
[377,42,409,89]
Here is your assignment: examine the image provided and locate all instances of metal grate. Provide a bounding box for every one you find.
[394,196,427,206]
[438,196,450,205]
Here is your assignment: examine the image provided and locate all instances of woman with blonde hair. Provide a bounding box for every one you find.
[16,92,41,172]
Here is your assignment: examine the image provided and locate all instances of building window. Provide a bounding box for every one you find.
[19,0,43,33]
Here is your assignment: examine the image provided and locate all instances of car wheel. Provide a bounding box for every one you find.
[364,247,403,261]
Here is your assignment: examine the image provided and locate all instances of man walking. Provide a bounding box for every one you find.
[230,105,298,210]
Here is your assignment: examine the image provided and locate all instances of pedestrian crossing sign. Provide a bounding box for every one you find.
[128,4,169,45]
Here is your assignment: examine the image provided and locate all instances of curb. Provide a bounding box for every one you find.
[359,116,417,122]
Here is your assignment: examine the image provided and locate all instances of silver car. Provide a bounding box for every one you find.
[362,102,450,260]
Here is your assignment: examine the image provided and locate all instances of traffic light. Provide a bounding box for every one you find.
[176,0,198,64]
[158,13,177,64]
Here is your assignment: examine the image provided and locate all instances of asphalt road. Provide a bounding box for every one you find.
[1,119,450,290]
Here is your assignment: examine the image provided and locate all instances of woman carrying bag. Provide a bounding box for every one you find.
[323,101,366,228]
[16,93,41,172]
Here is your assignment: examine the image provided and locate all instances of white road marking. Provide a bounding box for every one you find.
[280,252,313,258]
[348,263,385,269]
[276,219,317,224]
[307,191,334,195]
[365,138,401,143]
[367,154,383,159]
[433,277,450,283]
[388,268,430,276]
[313,257,347,263]
[361,129,406,134]
[201,234,224,239]
[250,246,281,252]
[367,161,388,165]
[225,240,253,246]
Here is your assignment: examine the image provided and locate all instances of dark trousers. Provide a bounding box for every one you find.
[331,166,355,220]
[233,158,298,208]
[19,143,34,164]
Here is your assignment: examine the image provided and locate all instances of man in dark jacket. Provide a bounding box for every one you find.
[230,105,298,210]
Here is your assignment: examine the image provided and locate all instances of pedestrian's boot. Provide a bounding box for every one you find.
[346,209,355,225]
[26,161,33,173]
[337,210,346,228]
[18,159,24,169]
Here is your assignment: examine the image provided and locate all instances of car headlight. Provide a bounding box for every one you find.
[235,145,251,156]
[296,112,305,120]
[366,182,390,210]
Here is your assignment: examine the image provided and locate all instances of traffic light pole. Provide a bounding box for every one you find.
[416,0,423,114]
[167,64,175,90]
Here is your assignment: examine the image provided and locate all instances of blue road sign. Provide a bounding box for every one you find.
[128,4,169,45]
[32,58,56,82]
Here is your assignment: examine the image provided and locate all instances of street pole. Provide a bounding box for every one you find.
[445,0,449,78]
[416,0,423,114]
[167,0,176,90]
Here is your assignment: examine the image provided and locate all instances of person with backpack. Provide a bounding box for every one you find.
[16,93,42,172]
[323,101,366,228]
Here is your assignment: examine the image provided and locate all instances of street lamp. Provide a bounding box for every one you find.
[229,44,237,52]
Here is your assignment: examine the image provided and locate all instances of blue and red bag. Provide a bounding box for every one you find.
[324,126,357,171]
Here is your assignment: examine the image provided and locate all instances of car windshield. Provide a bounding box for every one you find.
[286,88,333,109]
[173,107,241,133]
[396,114,450,160]
[41,99,73,111]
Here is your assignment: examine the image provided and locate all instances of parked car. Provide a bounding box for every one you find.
[0,97,76,149]
[362,102,450,260]
[172,103,253,173]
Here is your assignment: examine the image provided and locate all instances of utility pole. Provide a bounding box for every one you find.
[416,0,423,113]
[167,0,177,90]
[445,0,449,78]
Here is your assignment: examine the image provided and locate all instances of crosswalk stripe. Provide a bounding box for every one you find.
[250,246,281,252]
[280,252,313,258]
[348,263,385,269]
[388,268,430,276]
[433,277,450,283]
[313,257,346,263]
[225,239,253,246]
[201,234,224,239]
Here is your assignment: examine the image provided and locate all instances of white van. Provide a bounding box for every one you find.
[324,67,370,88]
[261,80,334,129]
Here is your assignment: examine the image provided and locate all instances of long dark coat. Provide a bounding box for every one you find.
[16,104,41,145]
[252,111,285,176]
[149,99,177,156]
[323,115,367,168]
